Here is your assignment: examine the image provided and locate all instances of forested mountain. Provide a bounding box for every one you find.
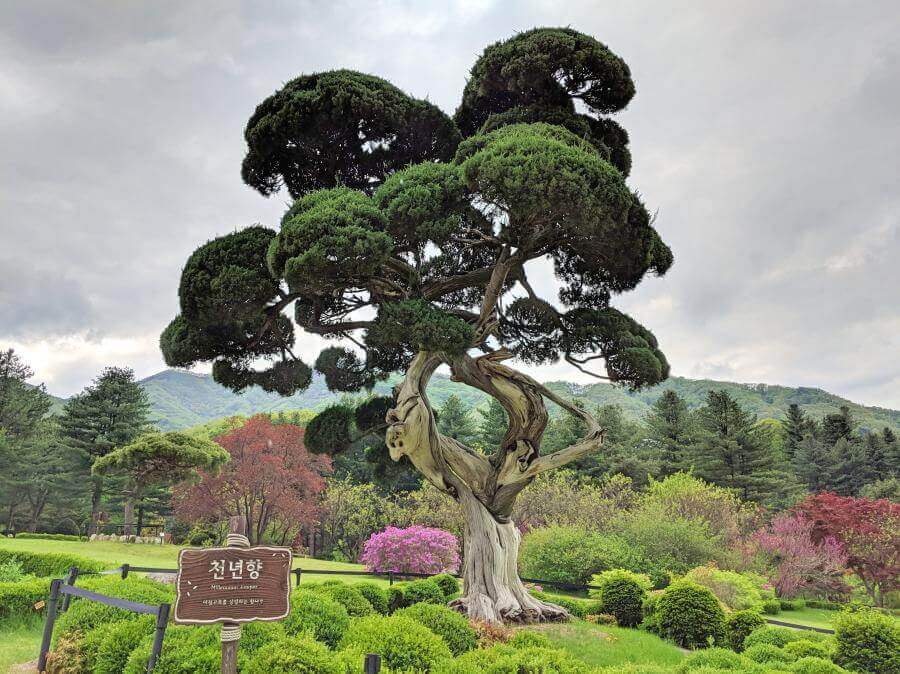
[50,368,900,433]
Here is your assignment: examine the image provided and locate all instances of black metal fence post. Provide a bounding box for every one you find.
[37,579,62,671]
[60,566,80,613]
[294,568,302,587]
[121,563,130,579]
[364,653,381,673]
[388,571,394,586]
[147,603,170,672]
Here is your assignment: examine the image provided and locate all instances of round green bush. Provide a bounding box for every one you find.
[94,616,155,674]
[387,584,407,612]
[238,621,286,654]
[726,609,766,651]
[243,634,342,674]
[431,573,460,598]
[355,581,389,614]
[591,570,649,627]
[675,647,751,672]
[656,581,727,649]
[124,625,219,674]
[520,526,647,585]
[340,614,451,672]
[314,582,375,616]
[789,656,849,674]
[396,602,477,655]
[743,626,806,650]
[833,607,900,674]
[743,643,796,665]
[404,577,445,605]
[782,639,833,660]
[761,598,781,615]
[285,588,350,648]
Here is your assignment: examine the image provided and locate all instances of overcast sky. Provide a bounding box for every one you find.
[1,1,898,408]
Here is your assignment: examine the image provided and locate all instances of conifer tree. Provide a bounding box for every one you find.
[794,434,835,493]
[160,28,673,623]
[691,390,782,503]
[783,403,808,461]
[58,367,150,534]
[645,390,693,475]
[822,405,855,446]
[476,399,508,449]
[437,394,478,445]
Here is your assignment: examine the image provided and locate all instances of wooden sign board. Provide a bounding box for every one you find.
[174,546,292,624]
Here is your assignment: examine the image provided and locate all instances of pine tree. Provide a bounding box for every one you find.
[794,435,835,492]
[476,399,508,450]
[828,437,874,496]
[645,390,693,475]
[883,427,899,476]
[437,394,478,445]
[691,390,783,503]
[783,403,808,461]
[822,406,854,446]
[58,367,150,534]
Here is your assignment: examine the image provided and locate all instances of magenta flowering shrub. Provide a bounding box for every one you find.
[360,526,460,575]
[754,514,849,598]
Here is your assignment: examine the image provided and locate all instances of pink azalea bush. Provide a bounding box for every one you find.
[754,513,849,598]
[360,525,460,574]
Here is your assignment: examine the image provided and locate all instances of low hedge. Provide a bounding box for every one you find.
[14,533,87,542]
[0,577,53,619]
[0,549,104,577]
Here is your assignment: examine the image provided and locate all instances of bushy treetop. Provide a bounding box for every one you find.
[92,431,229,485]
[162,27,672,409]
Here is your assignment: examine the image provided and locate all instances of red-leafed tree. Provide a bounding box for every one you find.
[174,415,330,545]
[794,492,900,606]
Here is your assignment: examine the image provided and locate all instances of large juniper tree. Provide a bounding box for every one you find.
[161,28,672,623]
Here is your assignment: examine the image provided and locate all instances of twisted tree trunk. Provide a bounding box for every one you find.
[385,350,604,623]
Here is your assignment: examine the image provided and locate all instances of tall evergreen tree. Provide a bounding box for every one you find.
[58,367,150,534]
[476,399,508,450]
[437,394,478,445]
[645,390,693,475]
[783,403,808,461]
[794,434,836,493]
[829,437,874,496]
[691,390,783,503]
[883,427,899,476]
[822,405,854,446]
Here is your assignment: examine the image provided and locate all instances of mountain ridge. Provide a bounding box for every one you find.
[124,368,900,433]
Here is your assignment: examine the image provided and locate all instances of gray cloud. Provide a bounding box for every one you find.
[1,0,898,407]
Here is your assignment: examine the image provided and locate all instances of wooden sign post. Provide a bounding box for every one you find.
[174,517,292,674]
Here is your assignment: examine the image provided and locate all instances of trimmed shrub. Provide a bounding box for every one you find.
[94,616,155,674]
[509,630,553,649]
[519,526,647,585]
[761,598,782,614]
[743,626,806,650]
[743,643,795,665]
[243,634,342,674]
[0,577,52,619]
[0,549,103,577]
[435,644,592,674]
[124,625,219,674]
[360,526,460,575]
[340,614,451,672]
[782,639,833,660]
[284,588,350,648]
[313,583,374,616]
[833,607,900,674]
[656,581,727,649]
[404,577,445,606]
[15,533,86,542]
[675,647,750,672]
[789,656,849,674]
[806,599,842,610]
[387,583,407,612]
[780,599,805,611]
[589,569,650,627]
[356,581,389,614]
[431,572,460,598]
[684,565,764,611]
[238,621,286,654]
[397,602,477,655]
[530,590,589,618]
[726,609,766,651]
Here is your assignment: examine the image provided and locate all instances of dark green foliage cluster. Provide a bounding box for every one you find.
[595,573,648,627]
[355,581,390,614]
[653,581,727,649]
[431,572,461,598]
[242,70,459,198]
[310,582,375,616]
[833,607,900,674]
[403,577,446,605]
[396,602,478,655]
[726,609,766,651]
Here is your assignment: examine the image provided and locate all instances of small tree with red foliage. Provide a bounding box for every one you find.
[754,513,849,599]
[794,492,899,606]
[174,415,330,546]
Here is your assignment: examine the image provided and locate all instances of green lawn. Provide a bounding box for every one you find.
[773,606,839,630]
[0,615,43,672]
[524,620,685,668]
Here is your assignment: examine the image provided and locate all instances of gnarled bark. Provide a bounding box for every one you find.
[385,349,605,623]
